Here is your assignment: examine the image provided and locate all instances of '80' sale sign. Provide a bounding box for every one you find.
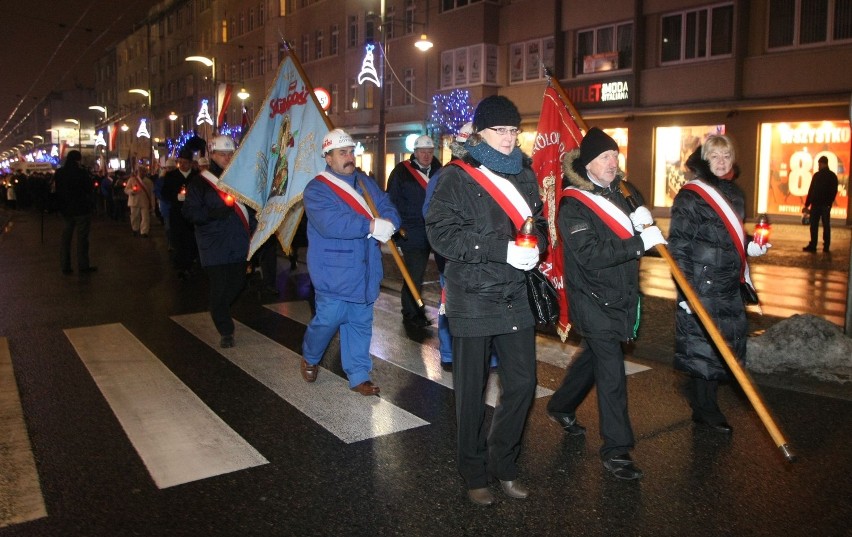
[758,121,849,219]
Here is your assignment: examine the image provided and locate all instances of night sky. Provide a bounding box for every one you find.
[0,2,161,148]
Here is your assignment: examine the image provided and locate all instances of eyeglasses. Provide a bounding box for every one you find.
[487,127,521,137]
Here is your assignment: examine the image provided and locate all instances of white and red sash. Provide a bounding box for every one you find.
[451,160,531,230]
[681,179,751,284]
[200,170,250,231]
[315,172,373,220]
[402,161,429,190]
[562,187,634,240]
[134,176,152,202]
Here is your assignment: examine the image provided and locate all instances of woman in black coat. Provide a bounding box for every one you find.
[668,135,769,433]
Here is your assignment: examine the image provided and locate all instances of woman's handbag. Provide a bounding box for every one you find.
[526,268,560,325]
[740,281,759,305]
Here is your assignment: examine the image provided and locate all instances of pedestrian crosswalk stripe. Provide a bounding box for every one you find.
[171,313,430,444]
[265,293,556,408]
[0,337,47,528]
[65,324,269,489]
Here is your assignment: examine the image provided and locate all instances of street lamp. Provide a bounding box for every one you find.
[65,119,81,151]
[128,89,153,166]
[185,55,217,129]
[237,88,250,101]
[168,111,178,142]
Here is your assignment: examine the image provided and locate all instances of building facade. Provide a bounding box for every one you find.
[49,0,852,221]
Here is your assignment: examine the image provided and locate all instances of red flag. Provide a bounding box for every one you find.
[531,86,584,341]
[109,122,120,151]
[217,83,234,127]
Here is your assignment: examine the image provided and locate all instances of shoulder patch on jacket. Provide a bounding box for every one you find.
[568,223,589,234]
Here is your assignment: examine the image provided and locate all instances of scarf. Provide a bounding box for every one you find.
[465,141,523,175]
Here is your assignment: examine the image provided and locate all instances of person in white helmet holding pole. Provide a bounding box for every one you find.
[299,128,401,396]
[387,133,442,328]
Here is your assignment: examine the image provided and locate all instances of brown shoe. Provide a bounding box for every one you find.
[351,380,380,396]
[301,359,318,383]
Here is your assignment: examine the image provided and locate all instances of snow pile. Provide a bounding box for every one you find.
[748,314,852,383]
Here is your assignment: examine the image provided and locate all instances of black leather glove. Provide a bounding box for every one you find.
[208,206,232,220]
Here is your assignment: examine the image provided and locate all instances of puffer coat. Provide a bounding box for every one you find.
[558,149,646,341]
[669,149,748,380]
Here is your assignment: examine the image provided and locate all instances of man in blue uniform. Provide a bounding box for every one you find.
[300,129,401,396]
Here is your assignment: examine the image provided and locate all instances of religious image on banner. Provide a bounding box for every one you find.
[757,120,849,219]
[218,54,328,258]
[531,86,584,341]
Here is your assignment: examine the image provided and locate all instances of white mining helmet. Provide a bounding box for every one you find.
[210,135,236,152]
[322,128,355,155]
[413,135,435,149]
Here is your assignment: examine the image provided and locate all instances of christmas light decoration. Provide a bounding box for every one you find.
[430,90,474,136]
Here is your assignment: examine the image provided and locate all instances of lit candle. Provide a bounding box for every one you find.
[516,217,538,248]
[753,214,771,246]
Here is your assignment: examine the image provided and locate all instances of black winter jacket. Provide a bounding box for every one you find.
[669,150,747,380]
[387,155,442,250]
[425,147,547,337]
[54,163,94,217]
[558,150,646,341]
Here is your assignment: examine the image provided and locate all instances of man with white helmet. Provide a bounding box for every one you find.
[387,133,442,328]
[182,134,256,349]
[300,128,401,396]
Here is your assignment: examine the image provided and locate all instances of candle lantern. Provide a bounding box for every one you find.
[753,214,771,246]
[516,217,538,248]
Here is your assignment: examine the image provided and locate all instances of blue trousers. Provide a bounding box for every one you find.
[302,294,374,388]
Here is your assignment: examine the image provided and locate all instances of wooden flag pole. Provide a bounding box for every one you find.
[284,42,424,309]
[545,68,794,462]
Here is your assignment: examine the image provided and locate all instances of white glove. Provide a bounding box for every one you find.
[506,241,539,271]
[639,226,667,251]
[747,241,771,257]
[369,217,395,243]
[177,192,186,202]
[678,301,692,314]
[629,206,654,232]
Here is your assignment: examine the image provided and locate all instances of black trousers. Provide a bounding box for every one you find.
[453,328,536,489]
[548,337,635,459]
[60,214,92,271]
[684,376,726,424]
[808,204,832,249]
[399,247,431,320]
[205,262,246,336]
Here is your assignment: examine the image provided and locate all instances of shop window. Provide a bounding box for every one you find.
[661,3,733,63]
[768,0,852,48]
[576,22,633,75]
[757,121,849,218]
[652,125,726,208]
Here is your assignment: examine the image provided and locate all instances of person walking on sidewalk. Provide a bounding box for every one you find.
[387,134,442,328]
[426,96,546,505]
[125,165,155,238]
[300,129,400,396]
[802,155,838,253]
[54,150,97,275]
[547,127,666,481]
[669,135,769,434]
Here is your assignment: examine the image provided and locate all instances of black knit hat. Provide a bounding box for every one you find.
[177,147,195,161]
[473,96,521,131]
[579,127,619,167]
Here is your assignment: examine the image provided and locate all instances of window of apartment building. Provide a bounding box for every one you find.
[249,8,255,32]
[768,0,852,48]
[258,50,265,75]
[186,75,194,96]
[176,10,182,29]
[576,22,632,75]
[440,0,483,12]
[348,15,359,48]
[330,83,339,113]
[185,4,193,25]
[331,25,340,55]
[661,3,734,63]
[405,0,416,34]
[440,44,499,88]
[365,83,375,109]
[315,30,324,60]
[241,60,247,80]
[385,72,394,107]
[348,77,360,110]
[239,12,245,35]
[366,17,376,43]
[404,68,414,105]
[258,2,265,25]
[386,9,396,39]
[249,59,255,78]
[510,37,555,82]
[302,34,310,61]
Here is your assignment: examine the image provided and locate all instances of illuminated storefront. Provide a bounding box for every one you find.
[653,125,726,208]
[757,121,849,220]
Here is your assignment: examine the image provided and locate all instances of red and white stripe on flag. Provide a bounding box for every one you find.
[217,83,234,127]
[531,86,584,341]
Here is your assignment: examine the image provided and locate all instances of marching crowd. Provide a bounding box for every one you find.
[6,92,839,507]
